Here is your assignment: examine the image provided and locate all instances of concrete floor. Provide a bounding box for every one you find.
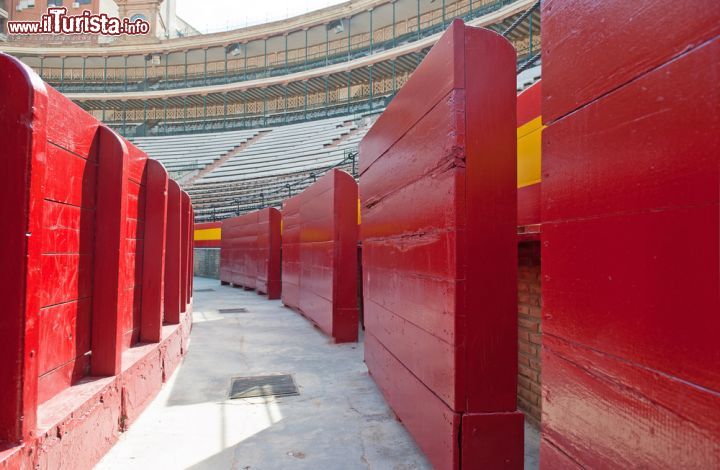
[96,277,540,470]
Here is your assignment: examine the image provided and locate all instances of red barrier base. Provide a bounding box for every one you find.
[0,309,192,470]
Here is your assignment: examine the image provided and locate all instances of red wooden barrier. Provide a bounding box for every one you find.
[541,1,720,467]
[220,208,282,299]
[359,21,522,469]
[281,169,359,342]
[0,52,193,469]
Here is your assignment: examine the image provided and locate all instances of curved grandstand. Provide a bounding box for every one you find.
[3,0,541,221]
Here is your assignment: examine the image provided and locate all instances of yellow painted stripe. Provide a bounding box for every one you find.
[517,116,544,189]
[194,228,221,241]
[358,198,362,225]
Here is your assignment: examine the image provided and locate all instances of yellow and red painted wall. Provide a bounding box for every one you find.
[194,221,222,248]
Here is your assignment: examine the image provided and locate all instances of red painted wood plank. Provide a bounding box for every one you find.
[517,183,540,227]
[517,80,541,128]
[542,36,720,224]
[37,299,92,377]
[140,160,168,343]
[41,200,95,255]
[541,334,720,468]
[44,144,97,208]
[90,127,129,376]
[45,85,100,159]
[0,53,48,441]
[359,19,465,173]
[543,204,720,391]
[365,332,460,470]
[541,0,720,123]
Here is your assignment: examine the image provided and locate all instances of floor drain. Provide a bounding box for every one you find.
[218,308,248,314]
[195,288,215,293]
[229,374,299,399]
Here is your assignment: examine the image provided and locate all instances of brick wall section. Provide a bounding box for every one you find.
[194,248,220,279]
[517,241,541,426]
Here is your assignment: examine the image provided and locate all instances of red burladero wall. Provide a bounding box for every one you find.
[220,208,281,299]
[0,53,193,469]
[281,169,359,343]
[541,0,720,467]
[359,21,523,469]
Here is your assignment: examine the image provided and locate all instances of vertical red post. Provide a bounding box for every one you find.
[0,54,48,442]
[140,159,168,343]
[188,208,195,303]
[164,181,182,324]
[180,192,190,312]
[91,126,129,377]
[256,207,282,299]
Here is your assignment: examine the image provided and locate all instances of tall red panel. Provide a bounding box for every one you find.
[140,159,168,343]
[284,169,359,342]
[164,181,182,325]
[541,1,720,467]
[220,208,281,299]
[281,195,301,310]
[180,191,190,312]
[359,21,522,469]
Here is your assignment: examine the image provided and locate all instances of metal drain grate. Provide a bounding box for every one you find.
[229,374,299,399]
[218,307,248,314]
[195,288,215,293]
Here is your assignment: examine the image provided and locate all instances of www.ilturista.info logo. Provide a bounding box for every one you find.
[7,8,151,36]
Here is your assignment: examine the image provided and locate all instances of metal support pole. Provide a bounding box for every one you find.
[262,88,267,126]
[325,75,329,114]
[60,56,65,89]
[442,0,446,26]
[325,26,329,66]
[285,33,288,74]
[264,38,267,77]
[122,101,126,134]
[347,17,351,60]
[368,65,373,109]
[369,8,373,54]
[164,98,168,129]
[164,53,169,90]
[392,58,397,94]
[223,93,228,128]
[528,11,534,57]
[203,95,207,130]
[82,56,86,82]
[392,1,396,47]
[184,50,188,87]
[123,56,127,91]
[183,96,187,133]
[347,69,351,114]
[204,48,208,82]
[304,28,308,68]
[284,85,288,123]
[40,56,44,80]
[224,46,228,83]
[304,80,308,120]
[243,42,247,80]
[417,0,421,39]
[143,55,148,90]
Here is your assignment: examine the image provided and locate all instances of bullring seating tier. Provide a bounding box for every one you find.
[130,115,372,220]
[131,129,261,174]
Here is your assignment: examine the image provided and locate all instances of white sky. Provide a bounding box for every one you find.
[177,0,348,34]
